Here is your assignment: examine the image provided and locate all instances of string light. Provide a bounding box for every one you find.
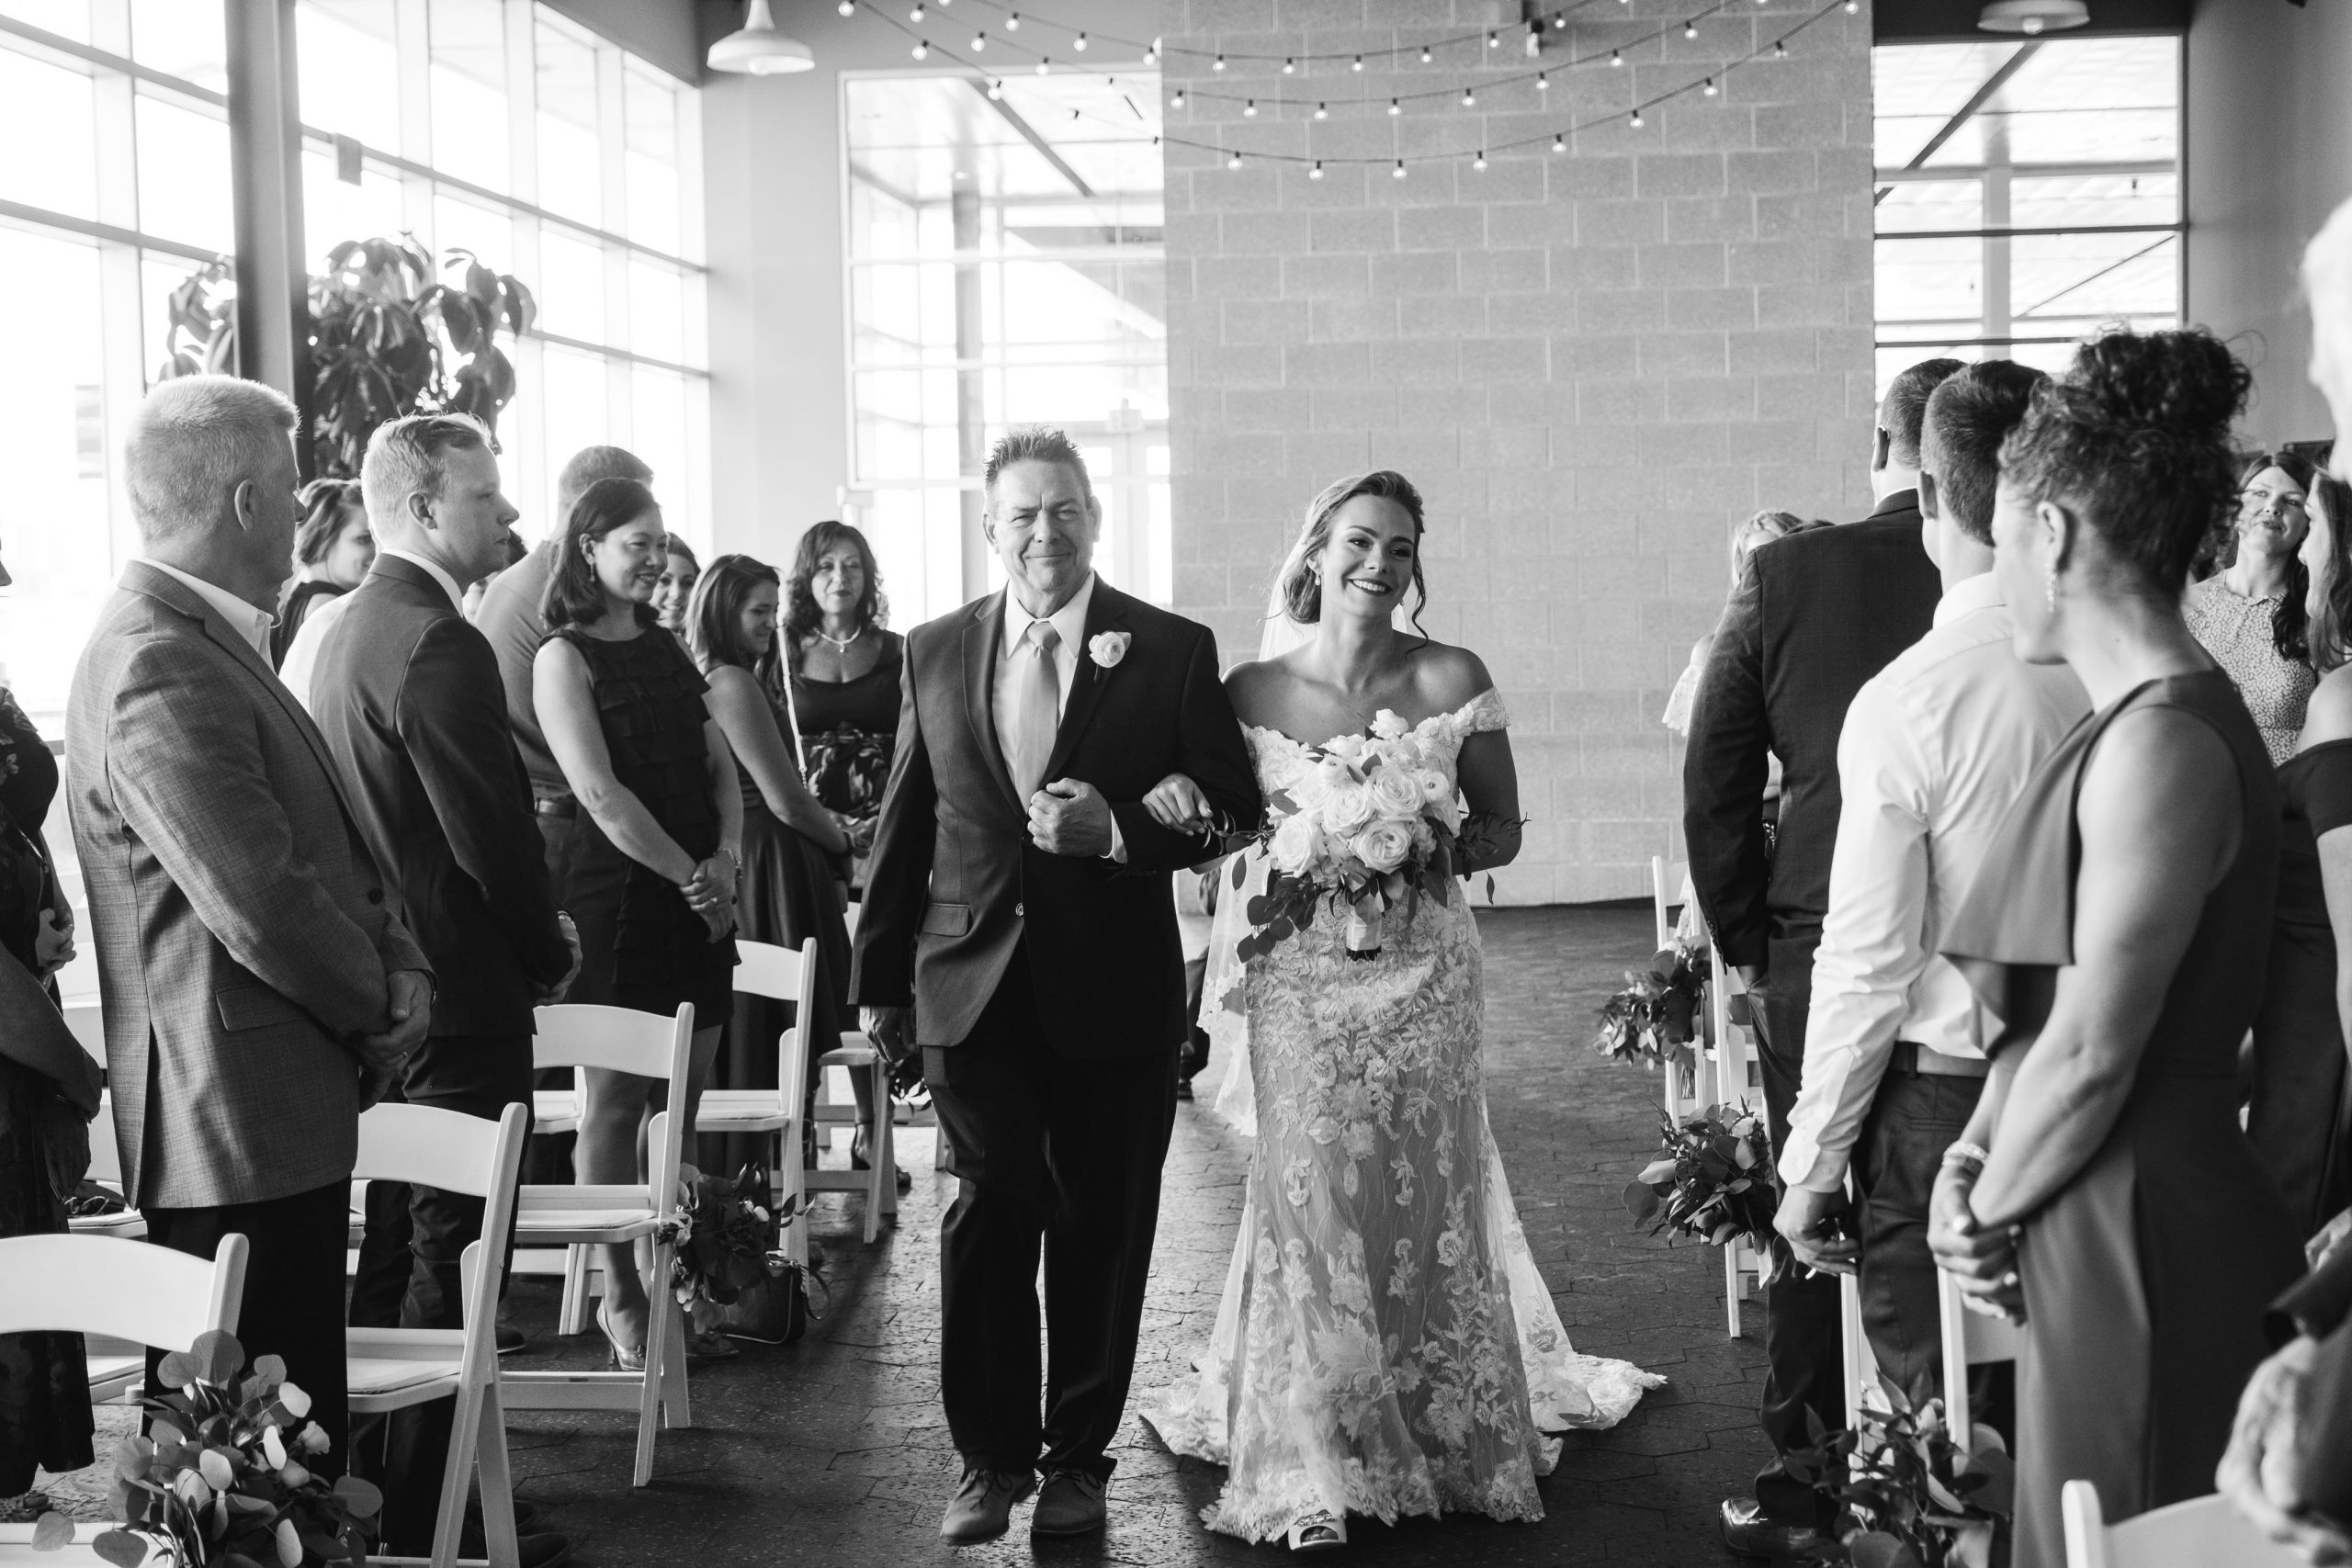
[1227,149,1243,168]
[1773,37,1789,54]
[1072,30,1086,49]
[1486,29,1498,47]
[908,1,922,18]
[1283,56,1295,73]
[1702,75,1717,94]
[1611,49,1623,65]
[836,0,854,15]
[1552,11,1567,24]
[1003,8,1017,26]
[1170,87,1184,106]
[1844,0,1857,9]
[1388,96,1401,114]
[1419,45,1432,62]
[1034,55,1048,73]
[1351,54,1363,70]
[1314,101,1329,118]
[1683,18,1698,36]
[910,38,928,58]
[1243,98,1257,115]
[1461,87,1476,106]
[1552,131,1567,152]
[970,30,985,49]
[1536,71,1548,89]
[1212,52,1224,69]
[1309,159,1325,178]
[1629,107,1645,127]
[1392,159,1407,178]
[1473,150,1487,170]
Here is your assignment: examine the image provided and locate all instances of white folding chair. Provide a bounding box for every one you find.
[835,901,925,1187]
[345,1102,529,1568]
[1840,1218,2025,1453]
[502,1003,693,1488]
[697,938,813,1263]
[0,1232,247,1560]
[1710,945,1764,1334]
[68,1093,142,1242]
[2061,1481,2307,1568]
[1649,856,1693,1122]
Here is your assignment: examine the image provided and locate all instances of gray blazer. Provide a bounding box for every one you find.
[67,562,430,1209]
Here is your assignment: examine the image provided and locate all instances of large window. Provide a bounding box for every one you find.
[0,0,706,732]
[1872,35,2181,394]
[843,71,1167,628]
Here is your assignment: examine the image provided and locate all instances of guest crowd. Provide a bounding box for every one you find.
[2,198,2351,1568]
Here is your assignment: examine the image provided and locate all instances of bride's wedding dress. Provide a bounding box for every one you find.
[1143,691,1660,1541]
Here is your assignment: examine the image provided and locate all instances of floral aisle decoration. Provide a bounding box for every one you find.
[1593,943,1709,1090]
[29,1329,380,1564]
[1227,709,1521,964]
[1786,1391,2014,1568]
[1621,1103,1776,1252]
[653,1163,811,1314]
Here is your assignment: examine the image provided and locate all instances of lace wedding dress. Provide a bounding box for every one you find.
[1143,691,1661,1542]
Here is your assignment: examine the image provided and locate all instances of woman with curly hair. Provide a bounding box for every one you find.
[1928,329,2304,1567]
[2185,451,2320,764]
[272,478,373,666]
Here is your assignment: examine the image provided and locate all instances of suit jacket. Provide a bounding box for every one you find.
[849,579,1261,1055]
[1682,491,1941,969]
[307,556,571,1038]
[67,562,430,1209]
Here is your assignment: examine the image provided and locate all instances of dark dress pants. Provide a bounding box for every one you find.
[1752,930,1844,1527]
[1852,1067,2007,1439]
[145,1180,351,1476]
[922,953,1179,1482]
[347,1034,534,1553]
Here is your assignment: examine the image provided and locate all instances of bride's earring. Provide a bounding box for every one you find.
[2044,556,2058,617]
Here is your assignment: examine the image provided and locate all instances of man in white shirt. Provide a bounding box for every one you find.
[1773,361,2089,1409]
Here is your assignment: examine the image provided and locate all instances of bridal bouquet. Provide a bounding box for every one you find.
[1228,711,1516,963]
[28,1328,381,1564]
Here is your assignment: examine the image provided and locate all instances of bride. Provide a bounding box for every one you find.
[1138,471,1660,1551]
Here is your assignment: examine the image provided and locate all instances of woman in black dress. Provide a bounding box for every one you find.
[685,555,852,1175]
[271,479,373,667]
[1928,330,2305,1567]
[2257,468,2352,1235]
[534,478,742,1368]
[785,523,902,1170]
[0,662,102,1518]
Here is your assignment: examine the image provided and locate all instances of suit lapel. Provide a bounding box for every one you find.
[1044,581,1128,783]
[960,594,1025,816]
[120,563,367,827]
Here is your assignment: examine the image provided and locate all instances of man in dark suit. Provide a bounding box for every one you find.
[1683,357,1963,1557]
[69,376,434,1477]
[309,413,578,1567]
[853,426,1261,1544]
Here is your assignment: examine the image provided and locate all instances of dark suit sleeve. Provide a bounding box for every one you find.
[1112,624,1262,879]
[849,650,935,1010]
[1682,554,1774,969]
[398,617,571,987]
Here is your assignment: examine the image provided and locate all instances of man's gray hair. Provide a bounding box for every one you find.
[555,445,651,523]
[983,424,1092,495]
[123,376,300,546]
[361,412,492,531]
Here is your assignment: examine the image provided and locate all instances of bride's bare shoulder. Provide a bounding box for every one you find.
[1405,638,1495,711]
[1224,654,1303,728]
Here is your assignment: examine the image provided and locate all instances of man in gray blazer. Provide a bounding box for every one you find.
[68,375,433,1472]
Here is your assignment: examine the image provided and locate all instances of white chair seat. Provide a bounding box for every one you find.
[514,1208,657,1239]
[533,1087,579,1134]
[819,1041,878,1068]
[346,1354,463,1401]
[68,1211,145,1239]
[695,1090,793,1134]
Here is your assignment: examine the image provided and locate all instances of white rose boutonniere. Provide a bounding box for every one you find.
[1088,630,1131,669]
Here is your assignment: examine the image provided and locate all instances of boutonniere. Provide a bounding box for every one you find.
[1088,631,1131,670]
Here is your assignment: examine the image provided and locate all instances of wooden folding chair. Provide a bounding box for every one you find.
[0,1232,247,1560]
[2061,1481,2306,1568]
[502,1003,693,1487]
[345,1102,529,1568]
[696,938,814,1265]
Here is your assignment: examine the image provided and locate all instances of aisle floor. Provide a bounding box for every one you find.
[501,905,1773,1564]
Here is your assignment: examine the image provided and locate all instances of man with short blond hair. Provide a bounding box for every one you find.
[71,374,433,1476]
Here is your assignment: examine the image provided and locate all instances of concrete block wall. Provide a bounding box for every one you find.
[1162,0,1878,904]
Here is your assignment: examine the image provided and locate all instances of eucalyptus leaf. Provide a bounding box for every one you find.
[92,1530,150,1567]
[30,1512,74,1550]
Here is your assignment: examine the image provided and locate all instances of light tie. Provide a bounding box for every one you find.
[1006,621,1061,802]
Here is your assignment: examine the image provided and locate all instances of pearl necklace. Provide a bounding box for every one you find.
[813,626,865,654]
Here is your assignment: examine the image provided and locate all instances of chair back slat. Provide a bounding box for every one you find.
[732,938,805,1004]
[2061,1481,2306,1568]
[355,1101,527,1200]
[88,1093,125,1189]
[1650,854,1691,953]
[0,1233,246,1348]
[534,1003,695,1077]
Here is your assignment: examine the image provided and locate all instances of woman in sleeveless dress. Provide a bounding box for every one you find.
[1928,330,2305,1568]
[535,477,743,1368]
[1139,472,1659,1551]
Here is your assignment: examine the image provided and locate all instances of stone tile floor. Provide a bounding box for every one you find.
[497,906,1772,1564]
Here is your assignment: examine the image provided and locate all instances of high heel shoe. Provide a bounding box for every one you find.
[1284,1512,1346,1551]
[594,1303,646,1373]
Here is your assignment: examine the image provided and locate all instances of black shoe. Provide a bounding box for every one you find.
[495,1300,531,1356]
[1720,1497,1824,1561]
[464,1497,547,1534]
[940,1466,1035,1543]
[1173,1076,1194,1101]
[1032,1467,1107,1536]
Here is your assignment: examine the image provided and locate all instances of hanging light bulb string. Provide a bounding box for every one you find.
[931,0,1626,68]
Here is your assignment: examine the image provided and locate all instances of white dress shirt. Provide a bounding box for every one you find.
[994,573,1123,861]
[1779,572,2092,1192]
[132,558,274,660]
[279,548,463,716]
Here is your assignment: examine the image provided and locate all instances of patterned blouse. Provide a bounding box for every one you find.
[2183,575,2318,766]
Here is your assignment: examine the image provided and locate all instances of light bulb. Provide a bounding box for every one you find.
[1212,52,1225,70]
[1473,152,1487,171]
[1629,108,1644,127]
[1283,56,1295,73]
[1486,29,1498,47]
[1073,31,1087,49]
[1419,45,1432,62]
[1392,159,1407,178]
[1553,11,1567,25]
[988,79,1003,97]
[1536,71,1548,90]
[1351,53,1363,70]
[1003,9,1018,27]
[1702,75,1717,95]
[1244,98,1257,116]
[1309,160,1325,178]
[1227,150,1243,169]
[1314,101,1328,118]
[1773,38,1789,55]
[1388,97,1400,114]
[909,2,922,19]
[971,30,985,49]
[1462,87,1476,106]
[836,0,853,14]
[1552,131,1566,152]
[1034,56,1048,73]
[1170,88,1185,106]
[910,39,928,59]
[1683,19,1698,37]
[1611,49,1623,66]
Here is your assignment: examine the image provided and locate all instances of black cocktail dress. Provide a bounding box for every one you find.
[2250,738,2352,1233]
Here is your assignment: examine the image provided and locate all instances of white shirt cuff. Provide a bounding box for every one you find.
[1102,812,1127,864]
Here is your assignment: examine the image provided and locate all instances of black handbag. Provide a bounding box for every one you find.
[712,1258,821,1346]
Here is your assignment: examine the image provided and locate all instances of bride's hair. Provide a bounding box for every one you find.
[1278,469,1429,632]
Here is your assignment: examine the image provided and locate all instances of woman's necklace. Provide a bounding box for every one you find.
[814,625,865,654]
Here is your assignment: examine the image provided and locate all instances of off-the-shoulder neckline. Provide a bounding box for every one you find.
[1241,688,1502,752]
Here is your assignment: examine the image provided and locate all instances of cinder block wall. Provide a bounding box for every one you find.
[1162,0,1876,904]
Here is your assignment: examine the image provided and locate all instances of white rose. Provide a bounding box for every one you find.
[1371,710,1409,741]
[1269,812,1318,874]
[1368,767,1423,820]
[1414,767,1451,804]
[1323,781,1374,836]
[1352,820,1413,874]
